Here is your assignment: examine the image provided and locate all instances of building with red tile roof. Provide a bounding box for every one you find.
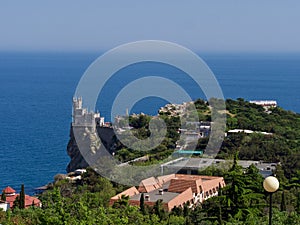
[2,186,16,196]
[110,174,225,211]
[138,177,162,193]
[109,186,140,205]
[0,186,42,211]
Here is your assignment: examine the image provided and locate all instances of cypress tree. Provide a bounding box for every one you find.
[153,199,166,221]
[19,184,25,209]
[280,190,287,211]
[140,193,145,214]
[218,183,222,196]
[229,151,242,173]
[13,195,20,209]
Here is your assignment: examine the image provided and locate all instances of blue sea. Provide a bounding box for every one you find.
[0,52,299,194]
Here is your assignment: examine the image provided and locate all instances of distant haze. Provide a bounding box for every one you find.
[1,1,300,53]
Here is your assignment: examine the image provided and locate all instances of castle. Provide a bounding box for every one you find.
[67,97,115,172]
[72,97,105,131]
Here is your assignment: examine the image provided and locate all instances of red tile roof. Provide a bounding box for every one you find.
[110,173,226,211]
[110,186,139,200]
[168,178,199,193]
[157,174,176,185]
[2,186,16,194]
[2,186,41,208]
[167,187,193,210]
[167,174,226,194]
[138,177,162,193]
[6,194,41,208]
[109,186,139,206]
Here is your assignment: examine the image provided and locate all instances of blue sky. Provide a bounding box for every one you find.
[1,1,300,52]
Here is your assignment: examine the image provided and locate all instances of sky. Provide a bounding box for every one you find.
[1,1,300,53]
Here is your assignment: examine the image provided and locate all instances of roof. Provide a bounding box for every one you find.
[110,186,139,200]
[162,158,219,170]
[137,174,225,195]
[2,186,16,194]
[161,157,277,173]
[168,178,199,193]
[130,189,180,203]
[200,177,225,191]
[110,173,226,211]
[227,129,272,135]
[167,187,193,210]
[138,177,162,193]
[157,174,176,185]
[250,100,277,105]
[168,174,225,194]
[5,194,41,208]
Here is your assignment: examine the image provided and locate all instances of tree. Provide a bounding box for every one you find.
[153,199,166,221]
[1,191,6,201]
[113,195,129,209]
[13,195,20,209]
[229,151,242,173]
[183,202,192,225]
[280,191,287,211]
[19,184,25,209]
[218,183,223,196]
[140,193,145,214]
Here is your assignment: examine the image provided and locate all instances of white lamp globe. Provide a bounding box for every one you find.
[263,176,279,193]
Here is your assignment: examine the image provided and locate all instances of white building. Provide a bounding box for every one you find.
[0,201,10,211]
[250,100,277,111]
[72,97,105,130]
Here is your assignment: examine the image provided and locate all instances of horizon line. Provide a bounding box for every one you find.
[2,49,300,55]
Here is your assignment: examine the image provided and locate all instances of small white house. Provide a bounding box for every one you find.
[0,201,10,212]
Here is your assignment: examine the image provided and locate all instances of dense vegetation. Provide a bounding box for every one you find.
[220,98,300,179]
[114,114,181,163]
[114,98,300,178]
[0,162,299,224]
[114,99,212,163]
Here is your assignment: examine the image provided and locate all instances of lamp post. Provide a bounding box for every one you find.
[263,176,279,225]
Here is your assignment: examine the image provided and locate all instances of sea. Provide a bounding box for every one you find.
[0,51,299,194]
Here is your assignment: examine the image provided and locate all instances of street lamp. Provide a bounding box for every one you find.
[263,176,279,225]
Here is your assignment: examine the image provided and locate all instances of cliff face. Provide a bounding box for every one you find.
[66,125,116,173]
[66,125,88,173]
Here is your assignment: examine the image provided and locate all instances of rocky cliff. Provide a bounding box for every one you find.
[66,125,116,173]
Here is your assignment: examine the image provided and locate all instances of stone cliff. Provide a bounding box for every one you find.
[66,124,116,173]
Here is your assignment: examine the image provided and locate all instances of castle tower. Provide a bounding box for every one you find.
[72,97,104,131]
[72,97,86,125]
[73,97,82,110]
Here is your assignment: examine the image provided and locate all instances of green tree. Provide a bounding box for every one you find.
[113,195,129,209]
[140,193,145,214]
[153,199,166,221]
[280,191,287,211]
[19,184,25,209]
[13,195,20,209]
[1,191,6,201]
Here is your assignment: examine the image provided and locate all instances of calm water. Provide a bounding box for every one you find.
[0,52,299,193]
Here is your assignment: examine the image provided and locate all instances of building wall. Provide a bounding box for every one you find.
[0,202,10,211]
[72,97,101,130]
